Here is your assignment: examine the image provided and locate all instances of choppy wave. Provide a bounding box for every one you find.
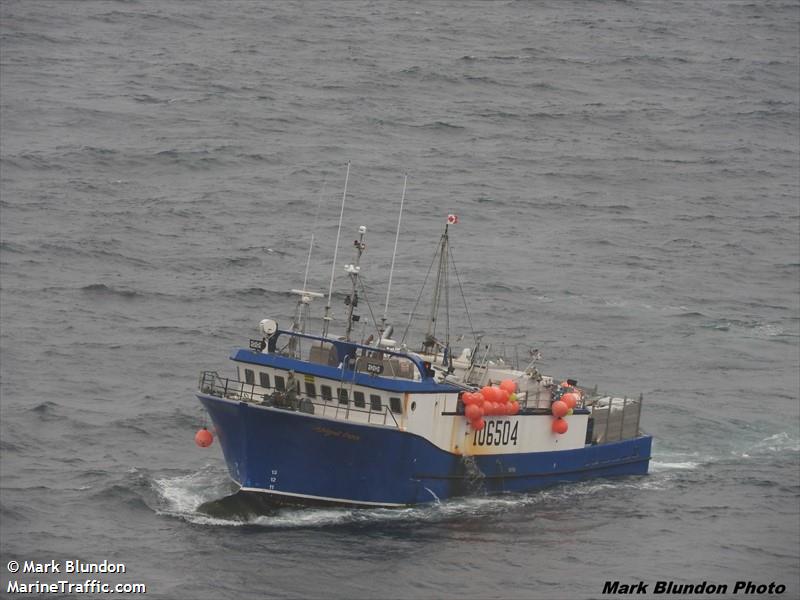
[701,317,787,338]
[731,432,800,458]
[152,467,239,526]
[81,283,144,300]
[653,432,800,468]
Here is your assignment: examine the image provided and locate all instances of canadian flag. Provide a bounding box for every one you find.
[447,214,459,224]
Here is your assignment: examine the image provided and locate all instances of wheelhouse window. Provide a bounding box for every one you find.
[244,369,255,385]
[389,396,402,414]
[353,390,365,408]
[305,382,316,399]
[321,385,333,401]
[338,388,349,405]
[370,394,382,412]
[307,340,338,366]
[259,372,270,389]
[275,375,285,391]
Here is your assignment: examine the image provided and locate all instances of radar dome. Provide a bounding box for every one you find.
[259,319,278,336]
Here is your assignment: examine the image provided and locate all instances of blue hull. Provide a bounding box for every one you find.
[198,394,652,507]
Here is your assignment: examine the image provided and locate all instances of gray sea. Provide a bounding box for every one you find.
[1,1,798,599]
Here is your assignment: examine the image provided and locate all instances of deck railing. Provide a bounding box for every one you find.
[587,394,643,443]
[198,371,401,428]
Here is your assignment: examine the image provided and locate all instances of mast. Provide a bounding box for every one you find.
[289,179,326,335]
[344,226,367,342]
[290,289,324,334]
[422,224,450,359]
[287,288,323,358]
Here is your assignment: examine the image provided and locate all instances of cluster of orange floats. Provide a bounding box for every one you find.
[461,379,520,431]
[550,389,580,434]
[461,380,582,436]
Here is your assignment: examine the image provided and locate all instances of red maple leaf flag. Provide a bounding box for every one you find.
[447,214,459,224]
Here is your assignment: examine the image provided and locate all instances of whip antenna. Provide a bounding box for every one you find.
[382,173,407,332]
[322,162,351,337]
[302,178,326,292]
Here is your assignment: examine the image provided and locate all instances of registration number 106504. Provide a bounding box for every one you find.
[472,420,519,446]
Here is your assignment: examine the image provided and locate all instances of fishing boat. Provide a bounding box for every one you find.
[195,171,652,507]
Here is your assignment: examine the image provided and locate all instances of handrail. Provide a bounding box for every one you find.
[587,393,644,443]
[198,371,402,428]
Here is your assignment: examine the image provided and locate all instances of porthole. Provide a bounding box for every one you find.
[411,401,417,412]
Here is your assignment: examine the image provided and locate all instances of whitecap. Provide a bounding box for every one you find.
[152,466,238,525]
[752,432,800,453]
[650,460,700,472]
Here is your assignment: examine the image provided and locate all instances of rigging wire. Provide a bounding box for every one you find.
[357,277,384,344]
[399,238,441,346]
[448,243,478,347]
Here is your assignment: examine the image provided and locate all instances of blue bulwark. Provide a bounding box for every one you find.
[230,349,463,394]
[232,328,464,393]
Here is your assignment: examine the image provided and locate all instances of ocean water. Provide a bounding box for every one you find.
[1,1,798,598]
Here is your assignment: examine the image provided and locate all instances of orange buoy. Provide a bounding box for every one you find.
[551,418,568,434]
[465,403,483,421]
[509,400,520,415]
[492,387,504,403]
[561,392,578,409]
[471,418,486,431]
[462,392,475,405]
[500,379,517,394]
[195,427,213,448]
[551,399,568,418]
[497,388,510,403]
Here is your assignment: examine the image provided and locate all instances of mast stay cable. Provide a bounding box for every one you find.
[399,238,441,346]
